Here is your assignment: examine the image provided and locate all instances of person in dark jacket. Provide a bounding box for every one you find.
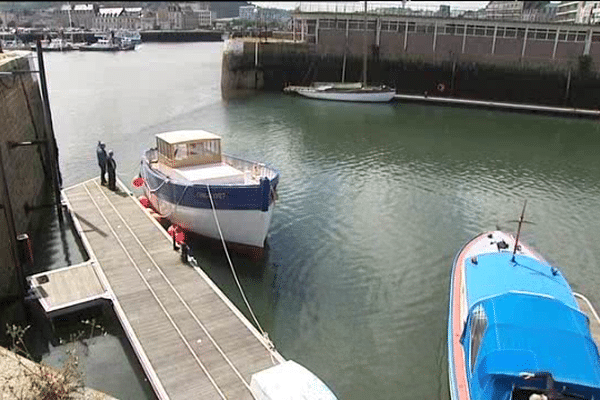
[96,141,107,185]
[106,150,117,191]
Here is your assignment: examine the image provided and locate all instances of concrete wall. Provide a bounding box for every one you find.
[298,13,600,71]
[0,51,50,300]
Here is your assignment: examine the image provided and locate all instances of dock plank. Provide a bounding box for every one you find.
[60,178,283,400]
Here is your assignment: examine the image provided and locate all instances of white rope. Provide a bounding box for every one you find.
[206,184,275,355]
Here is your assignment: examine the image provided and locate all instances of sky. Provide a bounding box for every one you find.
[250,1,491,12]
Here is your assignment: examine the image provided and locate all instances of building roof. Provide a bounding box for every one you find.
[74,4,94,12]
[125,7,142,13]
[99,8,123,17]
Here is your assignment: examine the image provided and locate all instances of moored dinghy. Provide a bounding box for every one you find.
[448,209,600,400]
[139,130,279,249]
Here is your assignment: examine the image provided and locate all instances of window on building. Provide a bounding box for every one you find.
[486,26,495,37]
[466,25,474,35]
[456,25,465,35]
[407,22,416,32]
[349,20,363,30]
[576,31,587,42]
[445,24,456,35]
[505,27,516,38]
[475,25,485,36]
[548,30,557,41]
[337,20,347,30]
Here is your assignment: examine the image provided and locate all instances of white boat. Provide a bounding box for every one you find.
[251,360,338,400]
[283,1,395,103]
[288,82,396,103]
[139,130,279,249]
[36,38,75,52]
[115,30,141,45]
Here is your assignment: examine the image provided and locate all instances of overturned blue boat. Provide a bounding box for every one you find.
[140,130,279,248]
[449,227,600,400]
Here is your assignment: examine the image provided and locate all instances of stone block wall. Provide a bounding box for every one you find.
[0,51,51,299]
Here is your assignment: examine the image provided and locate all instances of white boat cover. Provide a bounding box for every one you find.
[250,360,338,400]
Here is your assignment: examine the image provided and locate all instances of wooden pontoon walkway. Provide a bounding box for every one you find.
[62,177,284,400]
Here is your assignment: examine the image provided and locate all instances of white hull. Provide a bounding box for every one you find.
[294,88,395,103]
[147,193,274,248]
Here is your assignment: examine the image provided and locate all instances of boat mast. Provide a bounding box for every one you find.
[511,200,527,262]
[362,0,367,87]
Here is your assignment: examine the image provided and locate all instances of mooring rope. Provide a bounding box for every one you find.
[206,184,276,358]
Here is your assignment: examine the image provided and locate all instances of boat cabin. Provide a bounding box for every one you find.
[156,130,222,169]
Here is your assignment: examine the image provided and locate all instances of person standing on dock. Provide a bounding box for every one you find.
[107,150,117,191]
[96,141,107,185]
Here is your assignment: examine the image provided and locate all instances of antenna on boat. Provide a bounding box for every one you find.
[511,200,527,262]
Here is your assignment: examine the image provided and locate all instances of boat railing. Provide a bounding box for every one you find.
[145,148,159,164]
[145,149,277,181]
[222,154,277,180]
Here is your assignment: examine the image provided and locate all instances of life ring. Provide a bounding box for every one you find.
[437,83,446,92]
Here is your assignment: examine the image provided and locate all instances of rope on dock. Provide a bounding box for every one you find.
[206,184,276,360]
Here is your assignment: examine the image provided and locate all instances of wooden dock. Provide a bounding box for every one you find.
[58,177,284,399]
[26,261,110,317]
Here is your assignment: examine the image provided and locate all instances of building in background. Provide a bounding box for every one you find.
[555,1,584,23]
[484,1,554,22]
[93,7,142,31]
[239,5,257,20]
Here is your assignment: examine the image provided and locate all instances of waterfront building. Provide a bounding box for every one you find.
[57,4,98,29]
[240,5,257,21]
[484,2,555,23]
[94,7,142,32]
[555,1,584,23]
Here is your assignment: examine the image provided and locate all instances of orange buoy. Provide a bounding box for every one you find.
[139,196,150,208]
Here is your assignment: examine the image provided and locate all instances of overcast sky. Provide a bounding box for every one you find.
[250,1,491,11]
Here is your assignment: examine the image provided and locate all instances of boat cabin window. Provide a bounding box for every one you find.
[174,144,187,160]
[469,305,488,372]
[157,136,222,168]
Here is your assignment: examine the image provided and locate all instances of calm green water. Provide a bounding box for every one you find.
[39,42,600,399]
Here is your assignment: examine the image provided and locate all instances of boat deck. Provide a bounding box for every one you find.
[57,177,283,399]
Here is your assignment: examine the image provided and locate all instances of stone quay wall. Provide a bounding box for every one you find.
[0,51,52,301]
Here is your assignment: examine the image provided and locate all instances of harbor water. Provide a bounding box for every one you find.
[37,42,600,399]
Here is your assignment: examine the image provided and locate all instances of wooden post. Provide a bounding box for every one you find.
[552,28,560,60]
[462,23,467,54]
[491,25,498,55]
[404,20,408,51]
[433,21,437,53]
[521,26,529,59]
[565,67,572,106]
[363,0,368,87]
